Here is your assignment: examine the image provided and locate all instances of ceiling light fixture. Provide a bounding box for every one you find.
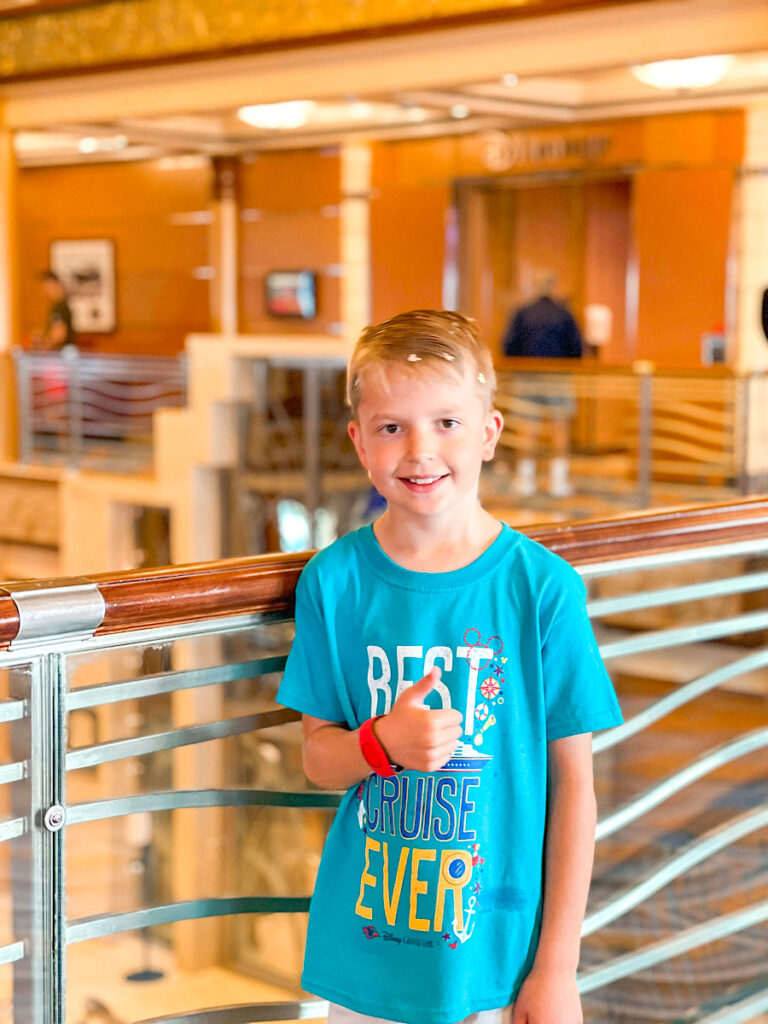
[450,104,470,119]
[399,104,430,122]
[631,54,733,90]
[237,100,317,130]
[502,73,519,87]
[77,137,100,154]
[349,101,373,120]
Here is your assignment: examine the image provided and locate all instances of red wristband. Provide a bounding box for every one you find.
[359,716,396,777]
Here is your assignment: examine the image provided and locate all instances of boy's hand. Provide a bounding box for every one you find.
[374,668,463,772]
[512,967,583,1024]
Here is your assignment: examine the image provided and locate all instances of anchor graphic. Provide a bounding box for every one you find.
[452,894,477,944]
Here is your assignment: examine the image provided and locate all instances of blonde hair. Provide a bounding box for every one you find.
[347,310,496,415]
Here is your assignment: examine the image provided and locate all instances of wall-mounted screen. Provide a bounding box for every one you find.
[264,270,317,319]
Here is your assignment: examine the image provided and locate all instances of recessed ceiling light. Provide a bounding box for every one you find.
[450,104,470,119]
[403,106,429,122]
[349,101,373,120]
[502,73,519,87]
[631,54,733,90]
[237,101,317,130]
[77,137,100,154]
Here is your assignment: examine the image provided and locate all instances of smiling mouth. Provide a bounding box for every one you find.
[400,474,449,490]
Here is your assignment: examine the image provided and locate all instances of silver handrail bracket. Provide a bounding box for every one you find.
[6,578,106,651]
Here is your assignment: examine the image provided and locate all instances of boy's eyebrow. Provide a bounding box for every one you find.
[366,408,465,421]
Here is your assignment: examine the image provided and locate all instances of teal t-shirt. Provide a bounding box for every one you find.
[277,523,622,1024]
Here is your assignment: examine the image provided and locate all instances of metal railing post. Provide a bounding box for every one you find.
[636,363,653,507]
[10,654,67,1024]
[303,364,322,548]
[735,372,750,495]
[65,347,82,465]
[12,349,33,463]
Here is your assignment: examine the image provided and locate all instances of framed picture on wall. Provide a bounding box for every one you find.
[49,238,116,333]
[264,270,317,319]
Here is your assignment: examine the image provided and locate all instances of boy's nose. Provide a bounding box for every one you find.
[404,426,436,461]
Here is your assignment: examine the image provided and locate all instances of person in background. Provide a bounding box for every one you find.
[502,271,582,498]
[36,270,75,350]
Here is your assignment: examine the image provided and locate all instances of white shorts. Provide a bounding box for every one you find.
[327,1002,512,1024]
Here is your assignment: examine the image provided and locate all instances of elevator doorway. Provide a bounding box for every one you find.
[456,176,633,364]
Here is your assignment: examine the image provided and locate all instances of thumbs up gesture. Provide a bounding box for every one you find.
[374,668,463,772]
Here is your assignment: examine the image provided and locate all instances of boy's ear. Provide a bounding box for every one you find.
[482,409,505,462]
[347,419,369,470]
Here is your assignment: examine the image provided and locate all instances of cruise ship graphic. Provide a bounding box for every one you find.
[442,741,493,773]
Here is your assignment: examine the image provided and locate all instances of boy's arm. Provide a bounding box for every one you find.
[513,732,596,1024]
[301,715,371,790]
[301,668,463,789]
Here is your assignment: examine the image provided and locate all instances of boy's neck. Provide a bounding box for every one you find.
[372,505,502,573]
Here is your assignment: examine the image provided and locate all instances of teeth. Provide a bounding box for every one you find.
[407,476,441,484]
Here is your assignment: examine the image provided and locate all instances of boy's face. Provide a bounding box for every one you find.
[348,359,503,528]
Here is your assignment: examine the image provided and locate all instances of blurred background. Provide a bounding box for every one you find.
[0,1,766,1022]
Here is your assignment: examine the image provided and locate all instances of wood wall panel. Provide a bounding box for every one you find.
[370,138,451,322]
[238,149,341,335]
[583,179,631,362]
[634,168,734,367]
[370,183,449,322]
[18,161,211,355]
[239,149,341,210]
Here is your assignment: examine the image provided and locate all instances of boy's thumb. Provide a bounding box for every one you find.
[402,667,441,704]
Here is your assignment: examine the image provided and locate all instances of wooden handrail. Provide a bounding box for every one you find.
[93,551,308,635]
[0,496,767,648]
[525,496,768,563]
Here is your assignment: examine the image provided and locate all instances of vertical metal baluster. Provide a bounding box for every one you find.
[736,373,750,495]
[637,367,653,508]
[10,654,67,1023]
[66,348,81,466]
[13,350,32,463]
[303,364,321,548]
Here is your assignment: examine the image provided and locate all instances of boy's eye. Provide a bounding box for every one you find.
[440,418,460,429]
[379,423,400,434]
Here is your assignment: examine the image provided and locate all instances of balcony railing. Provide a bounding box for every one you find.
[12,349,187,471]
[0,499,766,1022]
[493,360,768,509]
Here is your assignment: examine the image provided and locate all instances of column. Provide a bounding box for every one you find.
[0,126,18,459]
[735,106,768,371]
[734,106,768,485]
[210,156,240,336]
[340,142,371,343]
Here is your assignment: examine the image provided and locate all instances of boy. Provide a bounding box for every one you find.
[277,310,622,1024]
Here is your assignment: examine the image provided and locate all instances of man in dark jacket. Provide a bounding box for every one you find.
[501,272,582,497]
[502,288,583,359]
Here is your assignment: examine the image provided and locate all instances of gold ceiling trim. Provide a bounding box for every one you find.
[0,0,635,81]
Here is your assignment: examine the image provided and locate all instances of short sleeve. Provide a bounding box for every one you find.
[276,565,347,723]
[541,571,623,741]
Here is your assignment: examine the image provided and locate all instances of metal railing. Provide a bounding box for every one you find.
[493,361,768,509]
[0,500,765,1022]
[12,349,187,471]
